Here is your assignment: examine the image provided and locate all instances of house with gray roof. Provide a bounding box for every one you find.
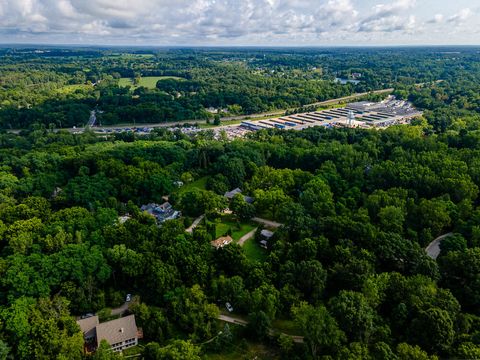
[96,315,139,352]
[224,188,254,204]
[141,201,181,224]
[77,315,99,342]
[77,314,141,353]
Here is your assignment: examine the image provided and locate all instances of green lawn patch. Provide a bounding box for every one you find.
[243,237,267,262]
[177,176,209,194]
[272,319,300,336]
[119,76,184,89]
[122,345,143,356]
[215,214,256,242]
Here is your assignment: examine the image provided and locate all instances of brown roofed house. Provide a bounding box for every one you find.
[77,314,141,353]
[211,235,233,249]
[77,315,99,342]
[95,315,139,352]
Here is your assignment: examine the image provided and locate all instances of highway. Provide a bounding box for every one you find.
[5,88,394,134]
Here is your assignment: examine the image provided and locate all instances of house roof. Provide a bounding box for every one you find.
[224,188,254,203]
[158,202,172,211]
[95,315,138,346]
[244,196,254,204]
[224,188,242,199]
[211,235,234,249]
[77,316,99,339]
[261,229,274,238]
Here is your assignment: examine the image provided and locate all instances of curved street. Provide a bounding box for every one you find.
[425,232,453,259]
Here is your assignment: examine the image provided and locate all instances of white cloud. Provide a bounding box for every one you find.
[447,8,472,24]
[0,0,477,45]
[427,13,444,24]
[371,0,416,17]
[357,0,418,33]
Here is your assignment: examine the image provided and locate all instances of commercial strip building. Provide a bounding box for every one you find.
[240,97,422,132]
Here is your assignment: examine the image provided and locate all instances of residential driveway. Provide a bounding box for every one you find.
[237,228,257,246]
[252,217,283,229]
[218,314,249,326]
[186,214,205,233]
[425,233,453,259]
[110,302,129,316]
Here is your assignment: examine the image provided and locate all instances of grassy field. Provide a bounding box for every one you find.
[177,176,209,194]
[119,76,184,89]
[215,214,257,242]
[243,237,267,262]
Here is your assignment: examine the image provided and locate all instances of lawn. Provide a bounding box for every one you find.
[272,319,300,336]
[177,176,209,194]
[119,76,184,89]
[242,237,267,262]
[122,345,143,356]
[215,215,256,242]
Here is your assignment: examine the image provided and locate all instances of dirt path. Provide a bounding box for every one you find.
[218,314,304,343]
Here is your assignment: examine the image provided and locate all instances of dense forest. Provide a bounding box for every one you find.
[1,47,480,359]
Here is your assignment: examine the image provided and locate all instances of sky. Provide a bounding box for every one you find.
[0,0,479,46]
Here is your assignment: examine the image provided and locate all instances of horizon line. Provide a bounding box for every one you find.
[1,43,480,49]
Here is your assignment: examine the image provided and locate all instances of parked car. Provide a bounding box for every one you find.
[225,302,233,312]
[126,294,132,302]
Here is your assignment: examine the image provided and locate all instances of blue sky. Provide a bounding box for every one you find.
[0,0,479,45]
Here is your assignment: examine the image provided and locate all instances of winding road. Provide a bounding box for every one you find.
[425,233,453,259]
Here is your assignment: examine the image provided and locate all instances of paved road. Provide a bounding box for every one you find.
[219,314,249,326]
[186,214,205,234]
[5,88,394,134]
[425,232,453,259]
[218,314,304,343]
[237,228,258,246]
[252,217,283,229]
[110,301,130,316]
[87,110,97,127]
